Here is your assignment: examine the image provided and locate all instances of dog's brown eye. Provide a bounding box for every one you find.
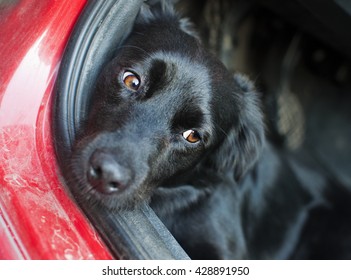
[122,71,140,91]
[182,129,201,143]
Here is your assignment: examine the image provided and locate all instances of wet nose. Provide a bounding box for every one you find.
[87,150,131,194]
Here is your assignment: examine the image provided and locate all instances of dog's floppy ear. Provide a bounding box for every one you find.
[137,0,200,39]
[214,74,265,181]
[137,0,175,24]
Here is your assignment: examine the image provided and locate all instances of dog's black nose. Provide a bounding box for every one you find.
[87,150,130,194]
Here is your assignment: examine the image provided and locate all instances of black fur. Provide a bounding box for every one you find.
[69,2,351,259]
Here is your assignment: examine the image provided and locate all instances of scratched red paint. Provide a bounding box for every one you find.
[0,0,113,259]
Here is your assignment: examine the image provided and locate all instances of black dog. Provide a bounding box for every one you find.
[69,2,351,259]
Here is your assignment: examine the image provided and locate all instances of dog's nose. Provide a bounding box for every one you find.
[87,150,131,194]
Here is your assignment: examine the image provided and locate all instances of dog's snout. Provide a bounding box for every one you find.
[87,150,131,194]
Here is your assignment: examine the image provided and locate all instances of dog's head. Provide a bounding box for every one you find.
[69,3,264,210]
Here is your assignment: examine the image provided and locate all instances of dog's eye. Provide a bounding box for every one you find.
[182,129,201,143]
[122,71,140,91]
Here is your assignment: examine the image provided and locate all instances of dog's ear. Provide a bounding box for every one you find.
[213,74,265,181]
[137,0,176,24]
[137,0,200,39]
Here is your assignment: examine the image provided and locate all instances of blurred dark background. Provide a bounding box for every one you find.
[177,0,351,188]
